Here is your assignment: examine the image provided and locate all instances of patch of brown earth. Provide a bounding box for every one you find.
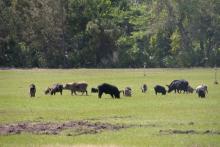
[0,121,128,136]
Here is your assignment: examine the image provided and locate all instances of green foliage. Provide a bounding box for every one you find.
[170,29,181,54]
[0,0,219,67]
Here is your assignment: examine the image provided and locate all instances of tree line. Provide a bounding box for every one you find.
[0,0,219,68]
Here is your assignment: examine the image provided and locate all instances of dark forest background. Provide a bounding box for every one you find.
[0,0,220,68]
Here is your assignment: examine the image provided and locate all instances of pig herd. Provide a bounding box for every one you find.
[29,80,208,99]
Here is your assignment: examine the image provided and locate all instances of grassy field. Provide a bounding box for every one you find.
[0,68,219,147]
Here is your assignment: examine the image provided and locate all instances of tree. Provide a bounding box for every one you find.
[0,0,219,68]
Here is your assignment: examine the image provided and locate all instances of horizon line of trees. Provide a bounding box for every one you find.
[0,0,220,68]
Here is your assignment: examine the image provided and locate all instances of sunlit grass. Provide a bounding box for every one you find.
[0,68,220,147]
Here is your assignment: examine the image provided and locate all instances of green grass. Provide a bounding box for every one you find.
[0,68,220,147]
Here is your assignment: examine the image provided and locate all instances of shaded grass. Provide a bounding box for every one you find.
[0,68,220,147]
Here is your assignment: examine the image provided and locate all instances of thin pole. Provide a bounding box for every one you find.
[214,66,218,84]
[144,62,146,76]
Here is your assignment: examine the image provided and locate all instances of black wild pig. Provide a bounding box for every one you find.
[45,84,63,95]
[91,88,98,93]
[141,84,147,93]
[167,80,189,93]
[29,84,36,97]
[98,83,123,99]
[154,85,166,95]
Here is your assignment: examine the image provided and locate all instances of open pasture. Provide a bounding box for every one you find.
[0,68,220,147]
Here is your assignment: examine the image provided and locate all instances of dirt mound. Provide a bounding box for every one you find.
[0,121,128,136]
[159,129,220,135]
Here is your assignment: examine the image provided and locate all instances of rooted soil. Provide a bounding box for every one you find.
[0,120,128,136]
[159,129,220,135]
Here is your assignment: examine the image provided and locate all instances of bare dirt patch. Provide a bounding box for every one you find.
[0,120,128,136]
[159,129,220,135]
